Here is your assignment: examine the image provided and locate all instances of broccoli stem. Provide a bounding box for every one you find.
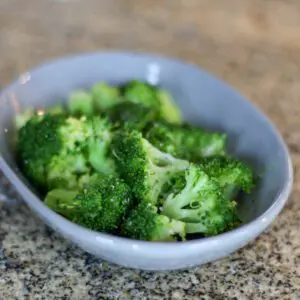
[146,140,189,202]
[185,222,208,234]
[145,139,187,168]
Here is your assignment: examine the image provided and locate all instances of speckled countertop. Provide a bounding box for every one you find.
[0,0,300,299]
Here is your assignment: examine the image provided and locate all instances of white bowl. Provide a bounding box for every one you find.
[0,52,293,270]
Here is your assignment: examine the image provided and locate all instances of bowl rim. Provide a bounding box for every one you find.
[0,50,294,251]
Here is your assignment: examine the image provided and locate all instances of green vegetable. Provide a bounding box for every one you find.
[92,82,122,111]
[16,79,256,241]
[161,164,239,236]
[46,104,66,115]
[123,80,159,107]
[145,122,227,161]
[87,116,116,175]
[122,202,186,241]
[157,89,182,124]
[122,80,182,124]
[112,129,189,204]
[45,176,132,233]
[68,91,94,116]
[200,156,255,199]
[15,108,36,130]
[77,172,105,190]
[17,113,115,191]
[106,101,160,131]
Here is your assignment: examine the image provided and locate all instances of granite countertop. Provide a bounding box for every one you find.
[0,0,300,299]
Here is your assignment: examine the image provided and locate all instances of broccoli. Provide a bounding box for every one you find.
[92,82,122,111]
[112,129,189,204]
[157,89,182,124]
[87,117,116,175]
[145,122,227,161]
[44,189,79,218]
[121,202,186,241]
[47,152,88,190]
[18,113,66,190]
[161,164,239,236]
[15,108,36,130]
[159,173,186,205]
[123,80,159,107]
[45,176,132,233]
[15,104,65,130]
[122,80,182,124]
[46,104,66,115]
[17,113,115,191]
[77,172,105,190]
[16,79,256,241]
[68,90,94,116]
[106,101,160,131]
[200,156,255,199]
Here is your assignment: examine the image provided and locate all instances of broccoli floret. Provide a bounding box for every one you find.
[185,200,240,235]
[47,153,88,190]
[15,105,66,130]
[77,172,105,190]
[92,82,122,111]
[123,80,159,107]
[157,89,182,124]
[87,117,116,175]
[145,122,227,161]
[161,164,238,236]
[17,113,115,191]
[45,176,132,233]
[121,202,186,241]
[106,101,160,131]
[15,108,36,130]
[122,80,182,124]
[68,91,94,116]
[200,156,255,199]
[18,114,66,189]
[112,130,189,203]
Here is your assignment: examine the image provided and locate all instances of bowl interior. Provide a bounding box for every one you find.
[0,52,291,225]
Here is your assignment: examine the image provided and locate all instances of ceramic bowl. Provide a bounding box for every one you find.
[0,52,293,270]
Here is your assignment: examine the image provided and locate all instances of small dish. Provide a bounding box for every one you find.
[0,51,293,270]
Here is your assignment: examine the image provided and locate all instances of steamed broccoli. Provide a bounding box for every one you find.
[87,116,116,175]
[92,82,122,111]
[18,113,66,190]
[106,101,160,131]
[161,164,239,236]
[17,113,115,191]
[16,79,256,242]
[15,108,36,130]
[200,156,255,199]
[157,89,182,124]
[122,80,182,124]
[47,152,88,190]
[145,122,227,161]
[123,80,159,107]
[112,129,189,203]
[77,172,105,190]
[45,176,132,233]
[15,105,66,130]
[121,202,186,241]
[68,91,94,116]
